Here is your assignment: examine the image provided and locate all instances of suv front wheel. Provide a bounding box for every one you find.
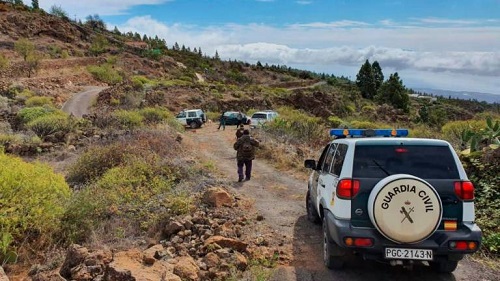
[306,190,320,224]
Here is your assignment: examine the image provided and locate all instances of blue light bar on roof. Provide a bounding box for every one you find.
[329,129,409,137]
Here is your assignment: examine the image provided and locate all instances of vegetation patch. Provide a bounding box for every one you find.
[0,151,70,263]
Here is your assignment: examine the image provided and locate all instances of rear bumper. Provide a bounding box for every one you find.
[325,211,482,260]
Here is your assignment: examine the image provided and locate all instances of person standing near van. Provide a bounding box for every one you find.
[233,129,259,182]
[218,111,226,130]
[236,111,243,127]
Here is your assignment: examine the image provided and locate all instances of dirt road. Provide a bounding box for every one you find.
[192,123,497,281]
[61,86,107,117]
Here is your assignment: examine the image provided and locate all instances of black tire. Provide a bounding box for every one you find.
[306,190,320,224]
[189,121,200,129]
[322,216,345,269]
[430,260,458,273]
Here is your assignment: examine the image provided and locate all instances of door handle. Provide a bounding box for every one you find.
[319,179,326,188]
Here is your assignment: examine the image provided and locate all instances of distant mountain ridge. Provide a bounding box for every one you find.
[413,88,500,104]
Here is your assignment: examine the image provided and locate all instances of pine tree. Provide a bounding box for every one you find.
[356,59,376,99]
[173,42,180,51]
[31,0,39,9]
[375,72,410,113]
[214,50,220,60]
[113,26,121,35]
[372,61,384,91]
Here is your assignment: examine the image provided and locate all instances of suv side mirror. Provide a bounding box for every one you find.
[304,159,317,170]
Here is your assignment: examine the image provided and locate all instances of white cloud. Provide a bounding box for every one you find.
[110,15,500,94]
[296,1,313,5]
[290,20,370,28]
[116,16,500,78]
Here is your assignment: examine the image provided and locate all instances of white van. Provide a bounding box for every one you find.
[249,110,278,128]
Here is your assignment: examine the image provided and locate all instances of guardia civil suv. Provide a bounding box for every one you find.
[304,129,481,273]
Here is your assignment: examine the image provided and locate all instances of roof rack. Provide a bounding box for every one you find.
[330,129,409,138]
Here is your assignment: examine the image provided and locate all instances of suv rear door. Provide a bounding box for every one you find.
[350,143,462,228]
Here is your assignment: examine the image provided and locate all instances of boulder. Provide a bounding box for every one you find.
[233,252,248,270]
[202,252,220,268]
[59,244,89,278]
[173,256,199,281]
[164,220,184,238]
[106,249,179,281]
[204,236,248,252]
[202,187,232,208]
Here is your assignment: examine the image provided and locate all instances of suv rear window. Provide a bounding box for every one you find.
[252,113,267,119]
[353,145,459,179]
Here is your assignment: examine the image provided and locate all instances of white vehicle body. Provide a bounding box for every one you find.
[249,110,278,128]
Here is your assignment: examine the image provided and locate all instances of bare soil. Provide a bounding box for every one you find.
[191,122,499,281]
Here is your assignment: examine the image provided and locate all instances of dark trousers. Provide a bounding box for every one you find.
[218,120,225,130]
[237,159,253,180]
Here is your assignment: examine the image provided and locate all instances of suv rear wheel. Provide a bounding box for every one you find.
[306,190,320,224]
[189,121,200,129]
[323,216,345,269]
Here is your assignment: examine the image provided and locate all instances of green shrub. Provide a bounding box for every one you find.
[138,107,171,124]
[27,114,72,139]
[61,155,189,243]
[0,53,9,70]
[87,64,122,85]
[349,120,383,129]
[66,143,130,184]
[327,116,345,128]
[13,88,34,103]
[0,151,70,260]
[408,125,439,139]
[61,50,69,59]
[263,106,327,145]
[17,106,62,124]
[89,35,108,56]
[113,110,144,129]
[461,150,500,255]
[25,96,53,107]
[441,120,485,147]
[131,75,155,90]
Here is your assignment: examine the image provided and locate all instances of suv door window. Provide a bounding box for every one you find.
[332,144,348,176]
[317,144,331,170]
[176,112,186,118]
[322,144,337,173]
[188,111,197,118]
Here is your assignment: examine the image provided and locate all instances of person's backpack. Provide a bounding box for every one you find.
[241,140,253,155]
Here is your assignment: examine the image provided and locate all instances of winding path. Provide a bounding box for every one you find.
[61,86,107,117]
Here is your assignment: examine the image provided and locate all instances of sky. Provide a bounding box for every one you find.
[29,0,500,97]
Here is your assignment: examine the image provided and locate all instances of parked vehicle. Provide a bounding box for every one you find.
[176,109,206,129]
[223,111,250,126]
[249,110,278,128]
[304,128,481,272]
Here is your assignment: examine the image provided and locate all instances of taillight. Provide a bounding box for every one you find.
[449,241,478,251]
[337,179,360,199]
[344,237,373,247]
[454,181,475,200]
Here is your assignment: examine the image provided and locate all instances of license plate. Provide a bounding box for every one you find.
[385,248,433,261]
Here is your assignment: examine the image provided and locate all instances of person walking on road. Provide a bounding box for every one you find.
[236,111,243,128]
[236,124,245,139]
[218,111,226,130]
[233,129,259,182]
